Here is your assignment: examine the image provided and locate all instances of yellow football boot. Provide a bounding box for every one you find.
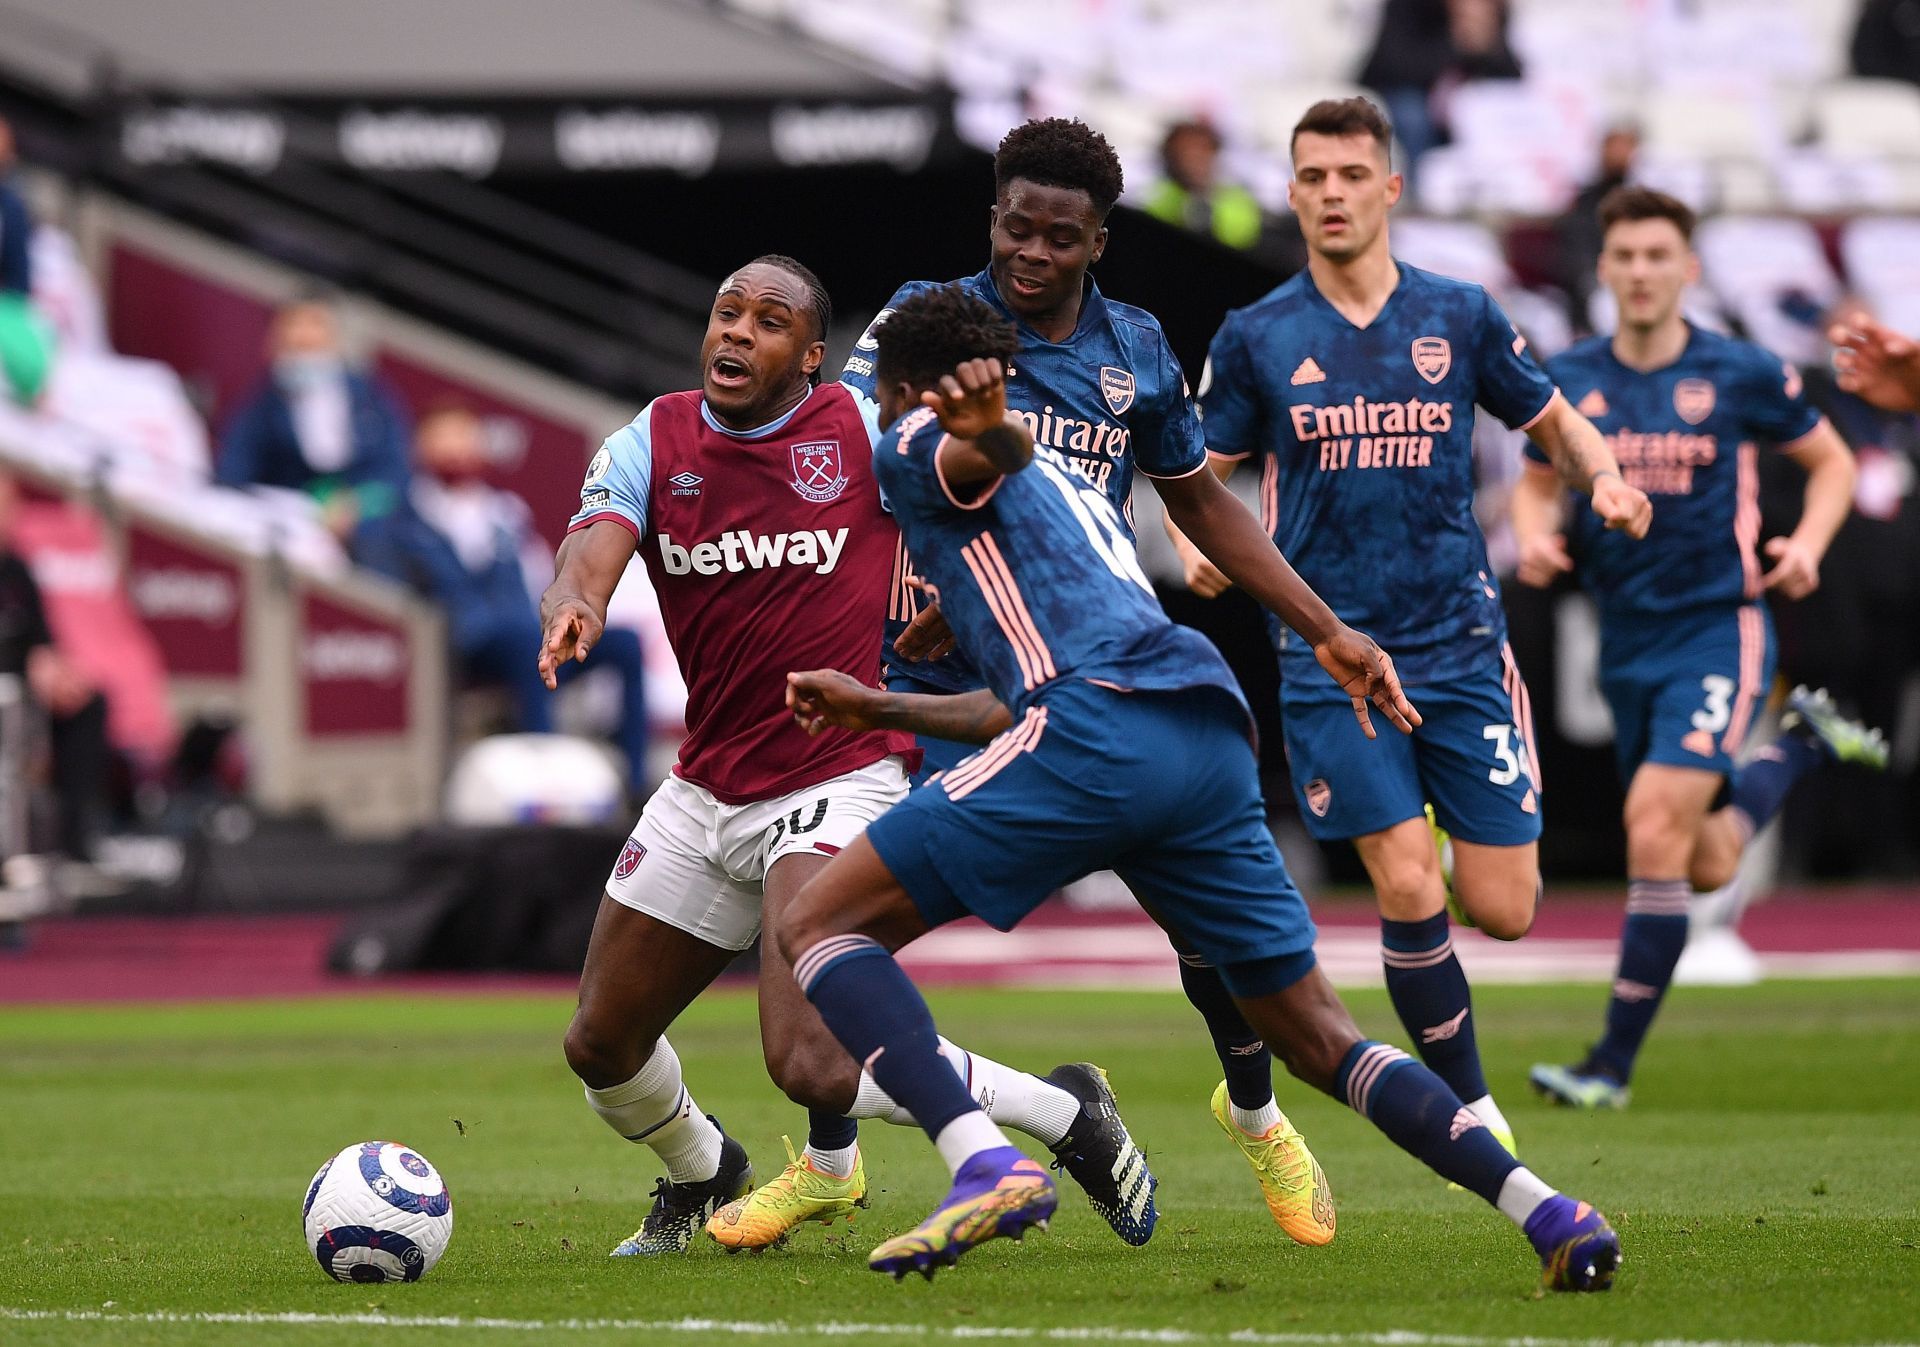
[705,1136,867,1251]
[1209,1082,1336,1246]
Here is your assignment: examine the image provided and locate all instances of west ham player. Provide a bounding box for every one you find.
[542,256,1149,1257]
[831,117,1349,1245]
[774,284,1620,1290]
[1514,188,1886,1108]
[1181,97,1651,1164]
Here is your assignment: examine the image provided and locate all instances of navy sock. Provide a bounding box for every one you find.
[1176,950,1274,1109]
[1335,1039,1519,1204]
[1381,912,1489,1103]
[1726,726,1827,834]
[806,1110,858,1153]
[792,934,979,1142]
[1591,879,1691,1082]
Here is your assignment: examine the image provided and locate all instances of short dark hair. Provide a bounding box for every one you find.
[873,285,1018,392]
[1596,185,1696,243]
[748,253,832,342]
[994,118,1124,217]
[1291,97,1394,165]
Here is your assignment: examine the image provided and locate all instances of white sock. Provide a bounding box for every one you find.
[802,1141,858,1179]
[849,1070,916,1126]
[937,1037,1081,1147]
[932,1110,1012,1176]
[1466,1093,1513,1140]
[582,1036,724,1183]
[1230,1099,1282,1135]
[1496,1167,1558,1229]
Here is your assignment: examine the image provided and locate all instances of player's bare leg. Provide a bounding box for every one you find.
[564,895,752,1255]
[721,851,1151,1249]
[1354,818,1518,1150]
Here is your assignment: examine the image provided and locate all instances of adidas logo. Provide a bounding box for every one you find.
[1577,389,1608,417]
[1290,356,1326,386]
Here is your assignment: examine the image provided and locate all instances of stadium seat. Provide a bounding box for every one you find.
[1693,214,1840,363]
[1390,218,1513,292]
[1840,216,1920,330]
[1814,80,1920,161]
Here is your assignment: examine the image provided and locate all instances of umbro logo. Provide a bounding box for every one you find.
[1290,356,1327,386]
[669,471,703,496]
[1577,389,1608,417]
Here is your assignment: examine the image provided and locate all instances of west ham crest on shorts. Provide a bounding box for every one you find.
[1673,378,1715,425]
[1100,366,1136,416]
[790,440,849,502]
[1305,778,1332,817]
[614,838,646,880]
[1411,337,1452,385]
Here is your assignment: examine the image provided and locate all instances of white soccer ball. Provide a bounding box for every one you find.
[301,1141,454,1283]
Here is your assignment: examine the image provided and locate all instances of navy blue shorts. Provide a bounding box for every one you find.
[866,679,1318,996]
[1600,602,1775,782]
[1279,644,1542,846]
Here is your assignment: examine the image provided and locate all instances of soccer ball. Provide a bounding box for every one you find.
[301,1141,454,1282]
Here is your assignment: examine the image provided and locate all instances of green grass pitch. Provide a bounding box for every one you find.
[1,979,1916,1346]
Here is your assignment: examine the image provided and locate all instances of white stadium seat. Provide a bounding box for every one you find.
[1694,214,1840,362]
[1814,80,1920,160]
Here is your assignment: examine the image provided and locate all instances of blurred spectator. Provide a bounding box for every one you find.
[1358,0,1521,173]
[1144,120,1264,252]
[1556,124,1641,333]
[216,294,410,538]
[352,403,648,792]
[1850,0,1920,85]
[0,473,109,861]
[0,117,53,406]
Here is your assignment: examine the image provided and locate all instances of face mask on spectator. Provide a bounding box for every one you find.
[274,353,346,391]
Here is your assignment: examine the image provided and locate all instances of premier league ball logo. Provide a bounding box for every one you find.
[790,440,849,503]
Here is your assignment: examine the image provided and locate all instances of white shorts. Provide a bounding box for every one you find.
[604,756,910,951]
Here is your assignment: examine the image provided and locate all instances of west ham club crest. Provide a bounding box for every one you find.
[614,838,646,880]
[790,440,849,503]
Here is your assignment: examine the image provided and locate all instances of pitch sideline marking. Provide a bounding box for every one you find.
[0,1307,1911,1347]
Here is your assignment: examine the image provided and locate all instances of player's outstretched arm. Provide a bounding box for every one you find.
[925,358,1035,485]
[1525,393,1652,539]
[1829,315,1920,413]
[1510,463,1575,588]
[537,521,632,690]
[1764,420,1856,599]
[787,670,1013,744]
[1157,467,1420,738]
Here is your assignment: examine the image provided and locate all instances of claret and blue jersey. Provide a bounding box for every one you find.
[1200,262,1554,845]
[843,269,1207,698]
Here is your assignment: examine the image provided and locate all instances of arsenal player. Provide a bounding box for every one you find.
[538,256,1152,1258]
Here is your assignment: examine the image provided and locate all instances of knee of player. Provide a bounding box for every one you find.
[764,1037,852,1110]
[562,1015,628,1085]
[1689,850,1738,893]
[1464,874,1539,941]
[1264,1015,1358,1093]
[773,888,827,969]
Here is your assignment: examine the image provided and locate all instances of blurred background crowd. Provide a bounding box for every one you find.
[0,0,1914,938]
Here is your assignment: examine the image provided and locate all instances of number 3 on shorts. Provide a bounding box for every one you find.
[1692,675,1736,734]
[1483,723,1524,786]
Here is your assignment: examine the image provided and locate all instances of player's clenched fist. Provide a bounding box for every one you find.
[538,597,602,690]
[1313,626,1422,740]
[921,357,1010,439]
[1590,471,1652,539]
[787,669,885,736]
